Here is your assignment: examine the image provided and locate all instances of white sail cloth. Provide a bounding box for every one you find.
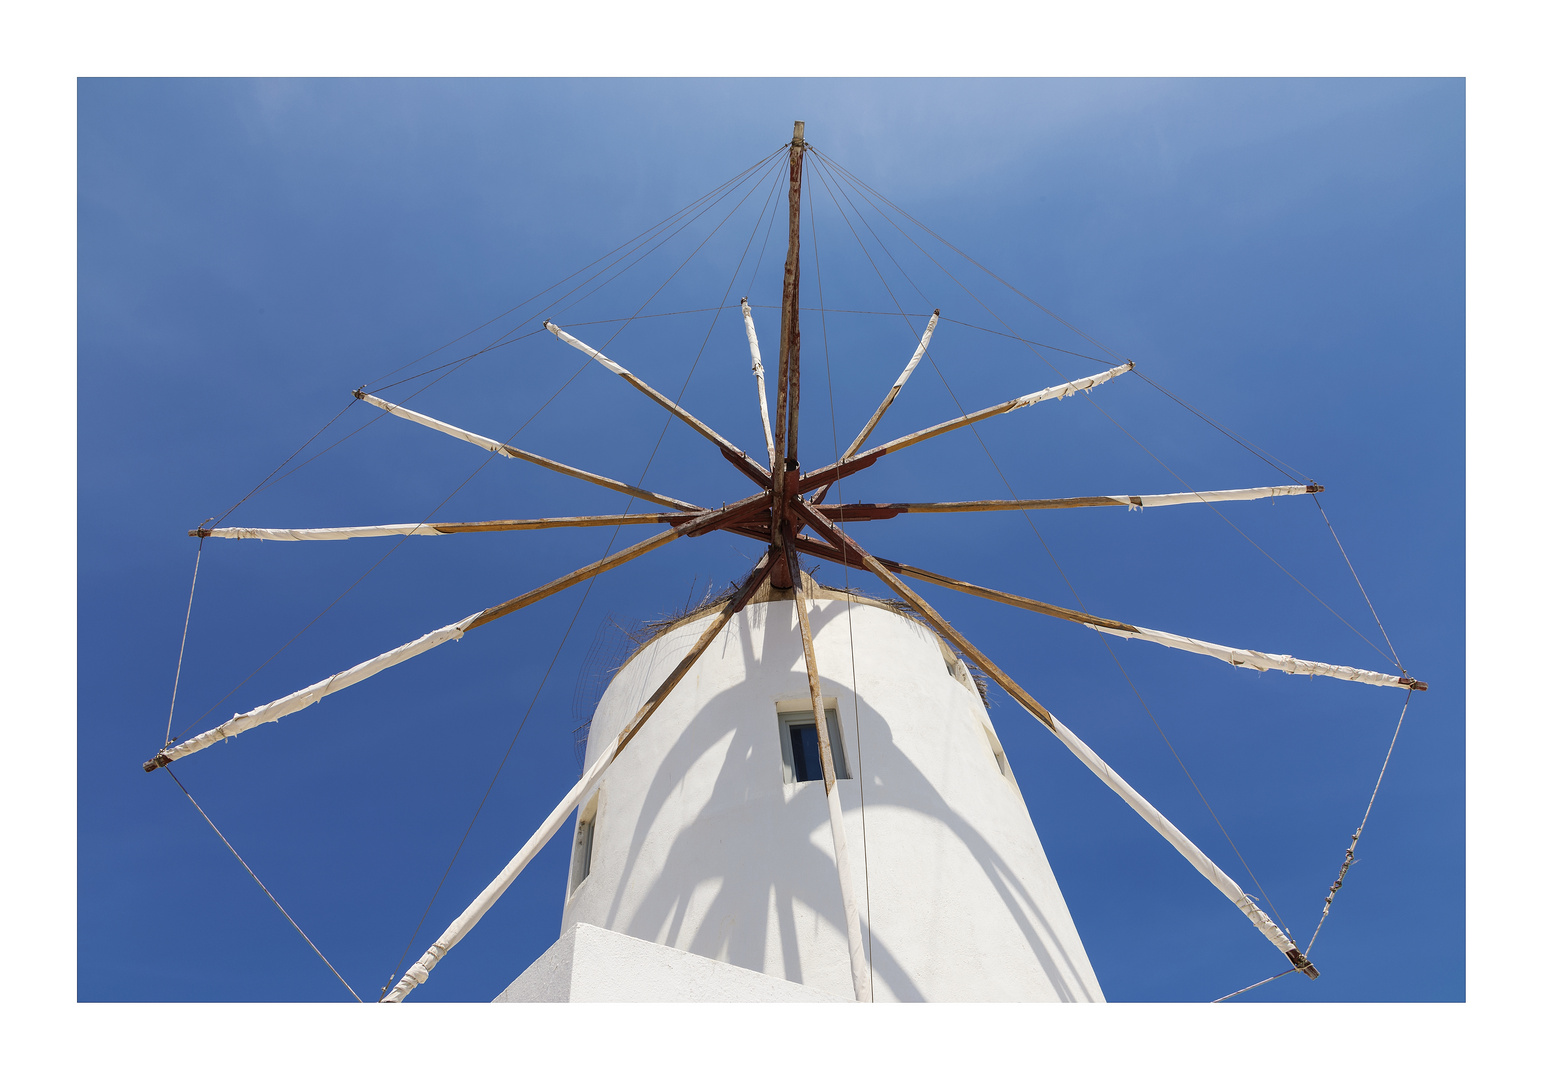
[384,732,622,1001]
[1004,361,1135,411]
[1116,485,1315,508]
[1091,623,1408,689]
[543,321,750,462]
[357,392,520,458]
[869,361,1134,457]
[892,312,939,391]
[355,391,699,511]
[158,617,475,763]
[740,299,776,465]
[203,524,450,541]
[839,310,940,461]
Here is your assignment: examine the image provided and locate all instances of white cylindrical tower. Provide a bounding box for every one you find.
[546,573,1103,1002]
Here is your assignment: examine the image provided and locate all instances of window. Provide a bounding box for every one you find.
[570,795,598,894]
[779,707,850,784]
[990,739,1010,778]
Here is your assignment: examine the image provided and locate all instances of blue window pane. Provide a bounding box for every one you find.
[789,722,822,782]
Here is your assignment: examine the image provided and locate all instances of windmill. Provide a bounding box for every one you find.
[141,121,1425,1002]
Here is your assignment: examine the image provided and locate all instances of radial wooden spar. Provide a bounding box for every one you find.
[355,391,700,511]
[819,484,1326,520]
[544,322,770,487]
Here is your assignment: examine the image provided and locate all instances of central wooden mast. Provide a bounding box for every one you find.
[769,119,805,589]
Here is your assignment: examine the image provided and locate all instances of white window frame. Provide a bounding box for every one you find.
[569,793,599,895]
[777,704,850,784]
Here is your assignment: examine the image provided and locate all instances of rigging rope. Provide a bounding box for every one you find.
[811,147,1393,669]
[211,398,358,528]
[360,148,788,392]
[1133,370,1308,485]
[365,151,788,402]
[1211,685,1414,1002]
[164,533,207,748]
[1305,687,1415,955]
[1212,967,1296,1003]
[165,766,364,1002]
[1313,493,1406,673]
[808,153,1295,938]
[379,151,788,996]
[813,149,1129,366]
[173,154,791,745]
[171,347,589,743]
[809,151,1432,995]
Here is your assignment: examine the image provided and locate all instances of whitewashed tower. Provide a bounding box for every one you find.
[497,573,1104,1001]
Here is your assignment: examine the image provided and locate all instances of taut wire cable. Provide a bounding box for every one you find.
[1214,686,1412,1005]
[815,152,1431,986]
[1212,967,1296,1003]
[165,766,364,1002]
[813,149,1128,366]
[812,148,1390,669]
[379,151,788,996]
[172,154,791,745]
[1304,687,1415,956]
[361,148,788,392]
[1313,493,1406,673]
[169,349,585,743]
[165,531,207,748]
[808,154,1293,936]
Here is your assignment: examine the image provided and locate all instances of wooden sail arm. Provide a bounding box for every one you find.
[792,501,1319,978]
[890,557,1422,690]
[741,298,777,467]
[809,308,939,504]
[143,494,772,773]
[796,361,1134,493]
[354,391,700,512]
[770,524,1423,692]
[191,513,702,542]
[818,484,1326,521]
[542,321,771,488]
[841,309,940,462]
[1088,623,1426,691]
[382,554,774,1003]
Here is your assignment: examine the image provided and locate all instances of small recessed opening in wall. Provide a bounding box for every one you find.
[570,794,598,894]
[779,706,850,784]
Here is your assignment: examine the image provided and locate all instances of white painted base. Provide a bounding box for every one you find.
[494,922,849,1002]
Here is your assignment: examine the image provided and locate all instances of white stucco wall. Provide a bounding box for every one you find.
[555,588,1104,1002]
[495,922,847,1002]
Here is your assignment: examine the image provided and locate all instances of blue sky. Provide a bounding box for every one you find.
[77,78,1463,1003]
